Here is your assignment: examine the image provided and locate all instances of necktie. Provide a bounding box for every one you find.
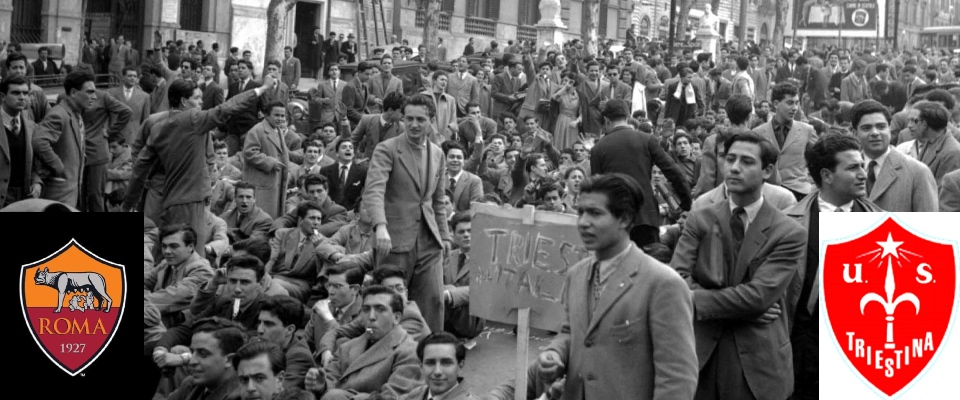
[866,160,877,195]
[10,116,20,136]
[290,235,308,267]
[591,262,602,304]
[333,80,337,92]
[731,207,746,246]
[835,207,845,212]
[775,123,787,148]
[449,177,456,191]
[458,252,467,272]
[339,164,347,186]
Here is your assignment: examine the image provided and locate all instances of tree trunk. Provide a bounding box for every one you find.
[582,0,599,57]
[418,0,441,62]
[676,0,694,44]
[773,0,790,47]
[265,0,298,67]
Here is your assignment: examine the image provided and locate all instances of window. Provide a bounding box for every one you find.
[467,0,500,19]
[11,0,42,43]
[519,0,540,26]
[640,16,650,37]
[442,0,454,13]
[659,16,670,39]
[180,0,203,31]
[599,0,609,38]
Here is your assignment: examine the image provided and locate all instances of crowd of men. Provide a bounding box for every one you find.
[24,27,942,400]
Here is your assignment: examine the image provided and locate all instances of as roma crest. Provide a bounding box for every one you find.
[823,217,957,397]
[20,239,126,376]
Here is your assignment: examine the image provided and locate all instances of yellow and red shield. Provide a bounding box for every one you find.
[20,239,126,376]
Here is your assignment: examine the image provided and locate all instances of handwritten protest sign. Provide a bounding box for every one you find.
[468,204,591,332]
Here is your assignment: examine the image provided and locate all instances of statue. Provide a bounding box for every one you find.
[698,4,720,36]
[538,0,564,26]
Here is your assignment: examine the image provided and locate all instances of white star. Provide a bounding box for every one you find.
[877,233,903,259]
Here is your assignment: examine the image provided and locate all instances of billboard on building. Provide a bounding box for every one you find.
[795,0,885,37]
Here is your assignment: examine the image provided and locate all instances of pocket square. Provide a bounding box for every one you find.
[352,181,361,186]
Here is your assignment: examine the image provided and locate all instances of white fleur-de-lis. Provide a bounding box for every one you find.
[860,256,920,349]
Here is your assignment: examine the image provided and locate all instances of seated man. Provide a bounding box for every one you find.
[230,237,289,297]
[233,341,287,400]
[220,181,274,241]
[316,265,431,368]
[290,139,336,190]
[304,264,364,359]
[165,321,246,400]
[442,213,484,340]
[203,197,231,265]
[267,201,328,302]
[444,141,484,213]
[274,174,351,237]
[256,295,315,390]
[692,181,798,211]
[304,285,423,400]
[315,205,375,272]
[400,332,479,400]
[145,224,214,328]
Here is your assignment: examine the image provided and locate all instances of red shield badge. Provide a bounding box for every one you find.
[20,239,126,376]
[823,217,956,397]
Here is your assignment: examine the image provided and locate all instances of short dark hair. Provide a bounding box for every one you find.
[357,61,376,73]
[121,65,139,77]
[231,341,285,374]
[723,131,779,169]
[449,212,471,232]
[260,295,305,329]
[736,56,749,71]
[372,264,407,285]
[0,75,29,94]
[926,89,957,111]
[238,60,254,70]
[806,133,862,188]
[284,46,293,51]
[180,58,199,70]
[262,100,286,115]
[266,59,282,70]
[160,223,197,247]
[578,173,643,229]
[361,284,405,314]
[402,93,437,118]
[197,326,246,356]
[225,253,266,281]
[327,264,365,286]
[168,79,199,108]
[301,173,328,192]
[915,101,950,131]
[849,99,891,129]
[295,200,324,220]
[771,82,799,102]
[231,237,272,266]
[444,140,465,157]
[234,181,256,194]
[725,94,754,126]
[537,180,564,200]
[903,65,918,75]
[4,52,27,69]
[63,70,96,97]
[416,331,466,363]
[383,91,405,112]
[601,99,630,121]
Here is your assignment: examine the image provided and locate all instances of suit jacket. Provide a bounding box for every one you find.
[828,70,852,99]
[753,120,819,194]
[775,64,804,83]
[490,72,524,120]
[442,248,484,339]
[543,245,699,400]
[940,169,960,211]
[204,211,230,258]
[166,375,240,400]
[0,115,41,205]
[226,79,262,137]
[449,171,483,212]
[32,96,86,207]
[671,200,806,400]
[82,90,132,167]
[367,74,404,114]
[576,76,610,134]
[352,114,404,160]
[31,59,59,76]
[749,67,770,102]
[342,77,370,127]
[917,132,960,187]
[867,147,938,211]
[692,182,798,212]
[149,78,171,113]
[106,86,152,143]
[456,116,497,154]
[219,205,274,239]
[312,78,348,126]
[446,71,481,114]
[262,81,291,107]
[400,381,478,400]
[591,126,691,228]
[282,57,302,88]
[284,336,316,390]
[144,251,214,321]
[420,90,458,144]
[267,227,324,283]
[323,325,422,399]
[841,73,871,103]
[362,133,451,252]
[319,300,430,356]
[242,121,290,218]
[200,80,225,110]
[320,161,368,212]
[663,81,704,125]
[272,195,351,237]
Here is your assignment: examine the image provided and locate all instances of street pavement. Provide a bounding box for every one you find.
[460,321,556,397]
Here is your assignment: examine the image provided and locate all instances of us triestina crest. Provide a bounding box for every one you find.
[823,217,956,397]
[20,239,126,376]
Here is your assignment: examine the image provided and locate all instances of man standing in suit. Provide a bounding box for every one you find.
[282,46,301,91]
[363,94,453,334]
[263,60,291,106]
[0,75,43,206]
[908,101,960,185]
[342,62,374,130]
[107,66,152,143]
[204,43,221,84]
[447,56,480,117]
[828,55,852,100]
[199,64,224,110]
[852,100,937,211]
[33,70,99,208]
[224,47,240,85]
[441,214,485,339]
[672,131,806,400]
[575,61,609,136]
[81,85,132,212]
[320,137,367,211]
[841,59,871,104]
[242,101,290,219]
[367,56,403,115]
[444,142,483,213]
[124,76,276,258]
[341,33,358,63]
[219,181,274,240]
[323,32,341,79]
[538,173,699,400]
[786,133,883,400]
[30,46,59,85]
[753,82,819,201]
[591,100,691,246]
[749,54,770,102]
[730,56,755,101]
[663,68,704,128]
[313,64,347,132]
[225,60,262,155]
[491,61,525,124]
[602,64,634,111]
[351,92,404,161]
[774,51,801,84]
[422,72,458,144]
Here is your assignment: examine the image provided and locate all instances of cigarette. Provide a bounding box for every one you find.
[313,229,320,237]
[366,328,374,335]
[233,298,241,318]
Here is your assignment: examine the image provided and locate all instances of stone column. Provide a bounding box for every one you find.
[536,0,567,48]
[0,0,13,43]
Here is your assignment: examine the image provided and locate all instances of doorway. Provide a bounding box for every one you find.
[294,1,325,79]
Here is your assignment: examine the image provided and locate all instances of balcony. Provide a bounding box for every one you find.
[465,17,496,37]
[416,10,451,32]
[518,26,537,43]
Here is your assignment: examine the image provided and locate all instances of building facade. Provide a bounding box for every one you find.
[632,0,778,48]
